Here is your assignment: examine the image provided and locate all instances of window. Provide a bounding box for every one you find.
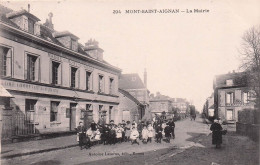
[226,109,233,120]
[0,46,12,77]
[98,75,104,93]
[27,54,39,81]
[86,71,92,91]
[243,92,249,104]
[52,61,61,85]
[71,67,78,88]
[226,79,233,86]
[109,78,114,94]
[50,101,59,122]
[109,106,113,121]
[226,92,234,104]
[25,99,37,122]
[99,105,103,119]
[86,104,92,111]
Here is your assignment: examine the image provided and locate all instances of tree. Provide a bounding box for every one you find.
[239,25,260,109]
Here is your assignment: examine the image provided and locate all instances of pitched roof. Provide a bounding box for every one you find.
[6,9,40,21]
[214,72,248,89]
[119,88,144,106]
[119,73,145,89]
[0,4,121,72]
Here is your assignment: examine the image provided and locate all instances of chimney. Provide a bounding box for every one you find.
[43,12,54,30]
[144,68,147,88]
[28,4,30,13]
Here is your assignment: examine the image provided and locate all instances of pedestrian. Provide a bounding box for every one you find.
[147,123,154,143]
[90,120,97,131]
[210,119,223,149]
[109,124,116,145]
[121,120,126,142]
[164,123,171,143]
[130,125,139,145]
[76,122,89,150]
[125,121,131,142]
[168,118,175,139]
[137,120,144,140]
[102,124,109,145]
[116,124,123,143]
[142,125,149,144]
[155,124,163,143]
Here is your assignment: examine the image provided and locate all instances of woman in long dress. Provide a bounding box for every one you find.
[210,119,223,149]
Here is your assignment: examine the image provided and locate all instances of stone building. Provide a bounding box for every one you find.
[171,98,190,118]
[213,71,255,123]
[0,5,121,141]
[118,88,145,123]
[119,71,150,121]
[149,92,172,116]
[203,93,214,120]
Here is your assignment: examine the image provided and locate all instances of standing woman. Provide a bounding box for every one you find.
[147,123,154,143]
[210,119,223,149]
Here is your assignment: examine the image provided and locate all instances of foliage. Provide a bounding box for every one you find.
[239,25,260,109]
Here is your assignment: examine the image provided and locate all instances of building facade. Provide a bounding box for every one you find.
[171,98,190,118]
[119,73,150,120]
[0,6,121,140]
[149,92,172,116]
[214,72,255,123]
[118,88,145,123]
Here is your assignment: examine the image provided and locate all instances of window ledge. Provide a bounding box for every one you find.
[50,121,61,125]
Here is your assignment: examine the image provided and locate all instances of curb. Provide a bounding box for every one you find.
[1,144,78,159]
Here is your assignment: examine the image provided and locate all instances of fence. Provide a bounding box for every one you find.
[236,108,260,142]
[1,109,37,141]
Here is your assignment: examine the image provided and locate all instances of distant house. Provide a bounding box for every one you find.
[119,71,150,121]
[213,71,255,123]
[171,98,190,118]
[118,88,145,123]
[203,93,214,120]
[149,92,172,116]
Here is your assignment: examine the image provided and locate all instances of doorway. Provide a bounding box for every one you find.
[70,103,77,131]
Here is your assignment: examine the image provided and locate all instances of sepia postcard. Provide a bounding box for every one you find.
[0,0,259,164]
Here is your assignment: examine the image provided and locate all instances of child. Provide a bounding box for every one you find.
[164,123,171,143]
[130,125,139,145]
[147,123,154,143]
[116,124,123,143]
[109,125,116,145]
[125,121,131,142]
[155,124,163,143]
[76,122,88,150]
[142,125,149,144]
[95,128,101,141]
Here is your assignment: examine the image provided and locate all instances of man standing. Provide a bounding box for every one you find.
[168,118,175,139]
[137,120,144,140]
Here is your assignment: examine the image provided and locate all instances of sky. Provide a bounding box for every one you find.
[1,0,260,111]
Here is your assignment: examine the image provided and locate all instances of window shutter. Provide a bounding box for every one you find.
[6,49,12,77]
[76,69,80,88]
[35,57,39,81]
[34,22,40,36]
[58,63,62,85]
[219,91,225,106]
[235,90,241,103]
[25,55,29,80]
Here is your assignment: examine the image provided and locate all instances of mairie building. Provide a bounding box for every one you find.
[0,5,121,141]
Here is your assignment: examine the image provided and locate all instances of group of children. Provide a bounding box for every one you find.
[76,119,175,150]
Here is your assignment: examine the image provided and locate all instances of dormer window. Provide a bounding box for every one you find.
[6,9,41,36]
[53,31,79,51]
[226,79,233,86]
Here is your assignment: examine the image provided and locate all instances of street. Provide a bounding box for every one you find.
[2,118,259,165]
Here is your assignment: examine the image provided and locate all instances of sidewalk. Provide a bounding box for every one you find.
[1,135,78,159]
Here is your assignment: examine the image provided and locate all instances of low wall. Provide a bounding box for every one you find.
[236,122,260,142]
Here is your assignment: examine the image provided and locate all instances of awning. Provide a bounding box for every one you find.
[0,84,13,98]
